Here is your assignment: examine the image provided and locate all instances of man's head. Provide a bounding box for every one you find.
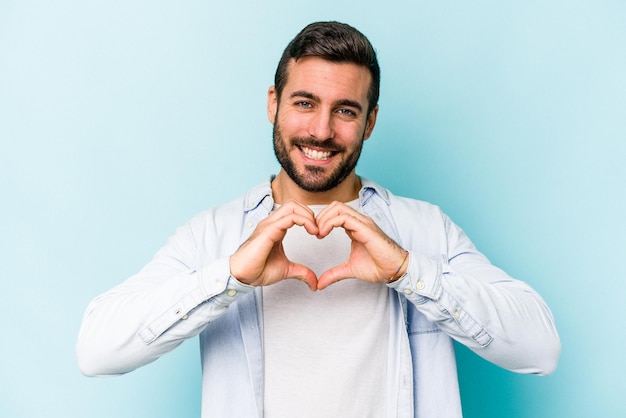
[274,21,380,117]
[268,22,380,200]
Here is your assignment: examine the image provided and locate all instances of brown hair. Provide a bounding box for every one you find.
[274,21,380,115]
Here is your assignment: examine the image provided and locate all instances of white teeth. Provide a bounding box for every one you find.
[301,146,332,161]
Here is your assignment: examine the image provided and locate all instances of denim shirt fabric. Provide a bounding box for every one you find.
[77,177,560,418]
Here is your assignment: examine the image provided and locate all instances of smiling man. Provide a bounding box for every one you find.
[269,56,376,198]
[77,22,561,417]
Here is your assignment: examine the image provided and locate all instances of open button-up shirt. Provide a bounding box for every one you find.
[77,178,560,418]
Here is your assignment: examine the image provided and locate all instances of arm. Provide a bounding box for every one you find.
[390,214,561,375]
[76,220,254,377]
[315,201,561,375]
[77,200,319,376]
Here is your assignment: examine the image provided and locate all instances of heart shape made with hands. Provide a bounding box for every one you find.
[230,200,407,291]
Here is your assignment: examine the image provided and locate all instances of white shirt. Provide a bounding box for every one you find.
[263,202,390,417]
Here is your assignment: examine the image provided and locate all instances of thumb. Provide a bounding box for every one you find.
[317,263,353,290]
[287,263,319,291]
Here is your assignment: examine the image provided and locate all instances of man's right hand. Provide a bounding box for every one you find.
[229,200,319,291]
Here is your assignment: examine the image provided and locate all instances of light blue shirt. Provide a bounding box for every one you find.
[77,177,560,417]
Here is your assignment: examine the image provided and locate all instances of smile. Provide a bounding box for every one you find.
[300,146,333,161]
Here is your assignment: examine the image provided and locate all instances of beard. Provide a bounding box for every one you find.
[272,123,364,193]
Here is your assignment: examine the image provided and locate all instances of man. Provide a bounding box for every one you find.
[77,21,560,417]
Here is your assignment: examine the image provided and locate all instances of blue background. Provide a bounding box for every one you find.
[1,1,625,417]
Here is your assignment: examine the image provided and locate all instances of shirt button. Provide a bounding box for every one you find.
[181,314,189,320]
[247,221,255,228]
[227,289,237,297]
[415,280,425,290]
[403,289,413,295]
[453,310,460,319]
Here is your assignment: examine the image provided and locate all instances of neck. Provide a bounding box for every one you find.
[271,171,361,205]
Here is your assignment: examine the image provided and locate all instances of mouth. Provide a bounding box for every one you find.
[299,146,334,161]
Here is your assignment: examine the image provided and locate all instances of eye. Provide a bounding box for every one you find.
[295,100,313,108]
[337,108,357,118]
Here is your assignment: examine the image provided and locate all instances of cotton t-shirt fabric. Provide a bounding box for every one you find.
[263,202,390,417]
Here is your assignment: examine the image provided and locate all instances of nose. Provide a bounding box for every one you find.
[307,110,334,141]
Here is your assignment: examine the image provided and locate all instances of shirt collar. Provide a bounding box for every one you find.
[243,177,274,213]
[242,175,390,213]
[359,177,391,206]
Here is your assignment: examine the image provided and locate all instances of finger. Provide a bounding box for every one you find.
[316,211,370,240]
[231,212,316,283]
[315,202,362,237]
[315,201,356,224]
[287,263,319,291]
[273,199,316,218]
[317,262,353,290]
[257,212,318,245]
[271,201,319,235]
[273,212,319,236]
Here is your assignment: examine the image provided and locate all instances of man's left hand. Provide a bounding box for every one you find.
[315,201,408,290]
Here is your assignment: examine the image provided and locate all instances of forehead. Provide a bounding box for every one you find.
[282,57,372,104]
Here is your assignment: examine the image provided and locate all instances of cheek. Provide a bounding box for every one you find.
[337,124,367,145]
[278,114,308,138]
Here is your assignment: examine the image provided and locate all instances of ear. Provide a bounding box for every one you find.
[363,104,379,141]
[267,86,278,124]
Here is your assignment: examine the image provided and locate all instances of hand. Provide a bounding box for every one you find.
[229,200,319,291]
[315,201,408,290]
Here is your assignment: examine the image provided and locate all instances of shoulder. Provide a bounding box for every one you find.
[188,178,273,229]
[391,193,447,220]
[361,177,447,222]
[189,196,245,226]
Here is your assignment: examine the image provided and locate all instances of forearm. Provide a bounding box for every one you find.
[390,251,560,375]
[76,256,253,376]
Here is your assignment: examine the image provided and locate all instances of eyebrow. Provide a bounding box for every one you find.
[290,90,364,113]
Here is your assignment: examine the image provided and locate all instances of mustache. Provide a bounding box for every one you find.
[290,136,346,152]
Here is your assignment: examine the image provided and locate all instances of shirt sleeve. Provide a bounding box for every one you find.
[76,221,254,377]
[388,214,561,375]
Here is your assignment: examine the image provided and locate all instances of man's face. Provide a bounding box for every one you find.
[268,57,378,193]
